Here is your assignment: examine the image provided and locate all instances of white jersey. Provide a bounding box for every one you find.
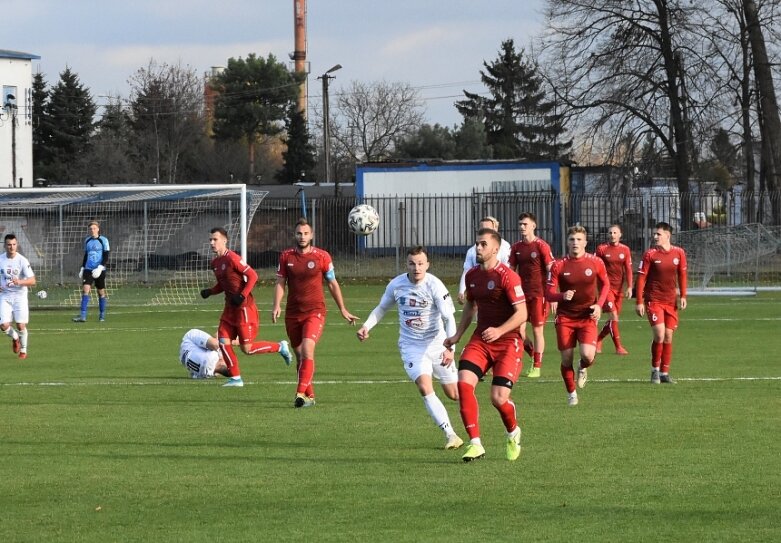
[458,238,511,295]
[0,252,34,298]
[376,273,456,344]
[179,329,219,379]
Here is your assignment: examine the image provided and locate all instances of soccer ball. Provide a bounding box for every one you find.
[348,204,380,236]
[37,290,48,299]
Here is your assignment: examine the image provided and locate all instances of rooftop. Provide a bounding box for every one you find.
[0,49,41,60]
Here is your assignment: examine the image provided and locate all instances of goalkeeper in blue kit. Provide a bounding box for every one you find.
[73,221,110,323]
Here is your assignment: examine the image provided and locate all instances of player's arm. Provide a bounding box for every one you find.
[635,255,648,316]
[271,276,286,323]
[445,298,476,349]
[624,249,634,298]
[356,291,394,341]
[325,268,358,325]
[457,249,475,304]
[101,237,110,267]
[678,250,688,310]
[545,264,570,303]
[200,281,223,299]
[592,261,610,321]
[482,301,527,343]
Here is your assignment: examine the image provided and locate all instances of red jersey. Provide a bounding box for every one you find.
[636,246,687,305]
[209,249,258,321]
[277,247,334,316]
[546,253,610,319]
[465,262,525,336]
[595,242,633,292]
[508,238,554,298]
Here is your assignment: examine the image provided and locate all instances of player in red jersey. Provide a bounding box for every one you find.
[508,212,554,378]
[272,218,358,407]
[595,224,633,355]
[546,226,610,406]
[635,222,688,384]
[200,227,292,388]
[444,228,527,462]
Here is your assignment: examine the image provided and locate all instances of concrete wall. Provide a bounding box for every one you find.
[0,56,35,188]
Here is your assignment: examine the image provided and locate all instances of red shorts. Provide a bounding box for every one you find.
[219,320,258,345]
[645,302,679,329]
[459,334,523,383]
[554,315,598,351]
[602,289,624,314]
[526,296,549,327]
[285,312,326,347]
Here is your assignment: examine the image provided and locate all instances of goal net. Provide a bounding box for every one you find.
[0,185,268,306]
[676,223,781,288]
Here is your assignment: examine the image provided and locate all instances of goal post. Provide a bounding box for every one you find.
[0,185,268,306]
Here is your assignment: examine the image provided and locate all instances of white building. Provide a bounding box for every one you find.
[0,49,40,188]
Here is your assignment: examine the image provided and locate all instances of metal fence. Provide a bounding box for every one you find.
[254,190,781,288]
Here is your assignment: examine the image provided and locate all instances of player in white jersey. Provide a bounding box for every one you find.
[0,234,36,359]
[357,246,464,450]
[457,216,511,304]
[179,329,230,379]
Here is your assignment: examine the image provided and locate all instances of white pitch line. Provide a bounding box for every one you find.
[2,376,780,387]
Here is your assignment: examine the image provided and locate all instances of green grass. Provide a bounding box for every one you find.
[1,286,780,542]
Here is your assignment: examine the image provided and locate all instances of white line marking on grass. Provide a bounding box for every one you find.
[3,376,780,387]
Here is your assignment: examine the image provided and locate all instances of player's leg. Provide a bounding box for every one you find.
[659,307,679,383]
[294,315,325,403]
[610,295,628,354]
[415,346,462,449]
[1,299,20,352]
[575,321,598,391]
[218,321,243,386]
[556,318,578,405]
[524,299,546,377]
[15,299,29,357]
[96,272,108,321]
[456,342,488,461]
[489,339,523,461]
[74,280,92,322]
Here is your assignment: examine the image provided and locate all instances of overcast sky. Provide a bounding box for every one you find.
[4,0,546,126]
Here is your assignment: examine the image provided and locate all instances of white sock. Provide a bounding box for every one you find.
[507,426,521,439]
[19,329,28,351]
[422,392,454,435]
[470,437,482,446]
[4,326,18,340]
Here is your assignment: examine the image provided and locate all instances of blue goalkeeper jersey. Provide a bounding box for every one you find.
[84,235,110,270]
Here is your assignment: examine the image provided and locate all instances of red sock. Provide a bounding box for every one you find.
[297,358,314,394]
[560,364,575,393]
[245,340,280,355]
[598,322,611,341]
[219,343,241,378]
[651,341,663,369]
[661,342,673,373]
[533,351,543,368]
[610,320,622,348]
[457,381,480,439]
[495,399,517,433]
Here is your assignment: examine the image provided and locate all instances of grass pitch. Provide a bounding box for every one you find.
[1,287,779,542]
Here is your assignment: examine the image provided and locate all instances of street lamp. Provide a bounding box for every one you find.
[317,64,341,194]
[4,94,18,188]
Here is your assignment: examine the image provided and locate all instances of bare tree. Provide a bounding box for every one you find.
[329,80,425,164]
[128,60,204,183]
[542,0,721,222]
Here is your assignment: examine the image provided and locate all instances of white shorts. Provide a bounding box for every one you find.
[399,339,458,385]
[0,295,29,324]
[180,333,219,379]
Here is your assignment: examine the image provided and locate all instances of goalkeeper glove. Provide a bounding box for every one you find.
[91,265,105,279]
[78,267,84,279]
[200,288,212,299]
[230,293,245,306]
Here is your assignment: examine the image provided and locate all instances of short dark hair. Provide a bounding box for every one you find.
[4,233,17,242]
[210,227,229,239]
[518,212,537,224]
[655,222,672,233]
[477,227,501,244]
[609,223,623,232]
[407,245,428,258]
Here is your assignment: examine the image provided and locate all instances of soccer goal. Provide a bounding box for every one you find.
[676,223,781,289]
[0,185,268,306]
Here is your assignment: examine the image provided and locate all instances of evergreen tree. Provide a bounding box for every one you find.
[31,72,51,177]
[456,39,570,161]
[43,68,97,181]
[276,106,317,184]
[212,53,301,179]
[392,124,457,160]
[454,117,493,159]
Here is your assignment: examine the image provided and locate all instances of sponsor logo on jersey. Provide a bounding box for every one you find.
[402,310,421,317]
[405,317,424,329]
[443,293,450,300]
[531,251,537,259]
[514,285,523,297]
[585,268,593,276]
[487,280,495,290]
[673,258,680,265]
[307,261,315,269]
[619,253,625,259]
